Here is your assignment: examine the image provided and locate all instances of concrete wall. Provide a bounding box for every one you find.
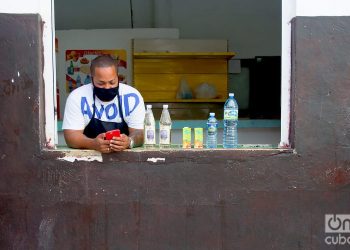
[1,12,350,249]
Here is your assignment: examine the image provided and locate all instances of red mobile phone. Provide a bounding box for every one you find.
[105,129,120,140]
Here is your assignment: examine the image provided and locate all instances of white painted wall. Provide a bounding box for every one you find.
[0,0,40,13]
[280,0,296,147]
[55,28,179,118]
[1,0,56,148]
[296,0,350,16]
[55,0,282,59]
[153,0,282,59]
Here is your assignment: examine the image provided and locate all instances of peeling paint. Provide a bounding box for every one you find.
[57,150,102,162]
[147,157,166,163]
[58,155,102,162]
[279,142,291,148]
[45,138,54,149]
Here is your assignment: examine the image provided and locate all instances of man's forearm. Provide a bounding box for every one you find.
[64,130,97,150]
[129,129,144,148]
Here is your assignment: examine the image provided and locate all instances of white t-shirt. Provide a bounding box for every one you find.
[62,83,145,130]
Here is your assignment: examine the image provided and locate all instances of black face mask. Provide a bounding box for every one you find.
[93,85,119,102]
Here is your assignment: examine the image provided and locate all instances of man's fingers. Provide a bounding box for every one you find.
[97,133,106,139]
[103,146,111,153]
[110,137,128,151]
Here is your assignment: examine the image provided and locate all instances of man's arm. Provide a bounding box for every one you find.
[109,128,144,151]
[64,129,111,153]
[128,127,144,148]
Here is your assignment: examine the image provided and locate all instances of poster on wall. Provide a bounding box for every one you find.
[65,49,127,93]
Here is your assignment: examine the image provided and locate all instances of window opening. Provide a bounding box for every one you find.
[50,0,289,150]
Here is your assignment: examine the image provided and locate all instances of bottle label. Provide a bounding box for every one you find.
[144,126,155,144]
[159,125,171,144]
[224,110,238,120]
[208,124,217,135]
[182,127,191,149]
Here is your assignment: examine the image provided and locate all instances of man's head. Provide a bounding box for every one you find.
[90,55,118,76]
[90,55,119,101]
[90,55,119,88]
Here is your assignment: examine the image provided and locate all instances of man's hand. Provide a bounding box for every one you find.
[63,129,112,153]
[63,128,143,153]
[93,133,112,153]
[109,134,130,151]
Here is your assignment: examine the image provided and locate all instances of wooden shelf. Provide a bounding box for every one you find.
[134,52,235,59]
[133,49,235,104]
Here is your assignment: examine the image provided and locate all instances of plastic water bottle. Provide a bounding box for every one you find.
[84,75,91,85]
[223,93,239,148]
[159,104,172,148]
[206,112,218,148]
[144,105,156,149]
[76,74,82,87]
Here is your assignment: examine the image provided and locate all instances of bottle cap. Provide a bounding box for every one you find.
[163,104,168,109]
[209,112,215,116]
[229,93,234,97]
[146,104,152,109]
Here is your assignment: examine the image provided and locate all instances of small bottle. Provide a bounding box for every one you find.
[144,105,156,149]
[206,112,218,148]
[68,79,73,92]
[223,93,239,148]
[68,61,74,75]
[84,75,91,85]
[76,74,82,87]
[159,104,172,149]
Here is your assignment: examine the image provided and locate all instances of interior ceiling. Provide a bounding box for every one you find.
[55,0,155,30]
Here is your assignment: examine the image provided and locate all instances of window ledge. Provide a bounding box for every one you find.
[46,146,294,163]
[44,148,103,162]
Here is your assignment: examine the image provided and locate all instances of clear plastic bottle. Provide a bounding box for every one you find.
[206,112,218,148]
[159,104,172,149]
[144,104,156,149]
[68,61,74,75]
[84,75,91,85]
[223,93,239,148]
[76,74,82,87]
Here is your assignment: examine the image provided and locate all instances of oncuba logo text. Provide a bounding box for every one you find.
[325,214,350,245]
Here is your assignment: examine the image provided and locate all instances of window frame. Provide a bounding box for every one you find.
[44,0,294,149]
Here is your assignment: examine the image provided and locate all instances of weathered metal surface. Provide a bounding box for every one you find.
[0,14,350,249]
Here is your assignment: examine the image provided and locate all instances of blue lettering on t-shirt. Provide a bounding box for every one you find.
[80,94,137,120]
[93,104,105,119]
[81,97,92,119]
[105,103,118,120]
[123,93,139,116]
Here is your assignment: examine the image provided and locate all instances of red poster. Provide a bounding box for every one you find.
[65,49,127,93]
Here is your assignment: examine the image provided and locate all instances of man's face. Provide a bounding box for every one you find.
[92,66,118,89]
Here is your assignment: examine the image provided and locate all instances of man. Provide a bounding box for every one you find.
[62,55,145,153]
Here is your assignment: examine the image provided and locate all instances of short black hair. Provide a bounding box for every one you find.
[90,55,118,76]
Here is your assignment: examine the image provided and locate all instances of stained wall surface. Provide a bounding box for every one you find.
[0,14,350,249]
